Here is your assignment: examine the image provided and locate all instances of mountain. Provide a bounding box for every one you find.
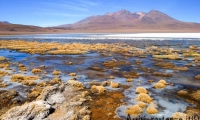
[56,9,200,32]
[0,21,65,35]
[0,21,11,24]
[1,9,200,34]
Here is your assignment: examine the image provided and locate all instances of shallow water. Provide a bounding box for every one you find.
[0,34,200,119]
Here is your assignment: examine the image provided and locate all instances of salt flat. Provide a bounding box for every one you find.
[101,33,200,38]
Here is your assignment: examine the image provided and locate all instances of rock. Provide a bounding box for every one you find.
[1,100,52,120]
[36,86,57,101]
[47,92,65,105]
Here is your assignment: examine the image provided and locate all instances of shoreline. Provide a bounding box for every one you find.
[1,29,200,36]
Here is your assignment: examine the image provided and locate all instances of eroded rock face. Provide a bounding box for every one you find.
[1,83,91,120]
[1,100,52,120]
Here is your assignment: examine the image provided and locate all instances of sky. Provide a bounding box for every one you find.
[0,0,200,27]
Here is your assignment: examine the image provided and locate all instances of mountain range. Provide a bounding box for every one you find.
[56,9,200,32]
[1,9,200,34]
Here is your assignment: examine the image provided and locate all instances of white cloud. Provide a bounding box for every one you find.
[40,2,88,12]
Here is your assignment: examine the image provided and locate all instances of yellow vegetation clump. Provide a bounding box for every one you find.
[110,82,119,88]
[109,76,115,79]
[138,102,146,108]
[172,112,186,120]
[69,72,77,76]
[11,74,39,83]
[125,105,143,116]
[177,90,188,96]
[49,77,62,85]
[27,86,43,100]
[82,115,90,120]
[173,67,188,71]
[82,91,89,98]
[0,63,9,68]
[190,90,200,102]
[153,54,179,60]
[18,64,24,67]
[37,82,47,87]
[0,83,8,88]
[136,87,147,94]
[27,91,40,99]
[68,80,84,89]
[40,65,45,68]
[79,107,92,115]
[0,56,6,61]
[0,70,9,77]
[31,68,42,74]
[52,70,60,75]
[195,74,200,79]
[158,80,167,85]
[101,81,109,86]
[48,50,87,55]
[136,93,153,103]
[146,106,158,114]
[153,83,166,89]
[22,80,37,86]
[19,66,27,71]
[91,85,105,94]
[70,115,78,120]
[126,78,133,82]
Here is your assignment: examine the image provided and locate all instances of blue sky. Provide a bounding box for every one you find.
[0,0,200,27]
